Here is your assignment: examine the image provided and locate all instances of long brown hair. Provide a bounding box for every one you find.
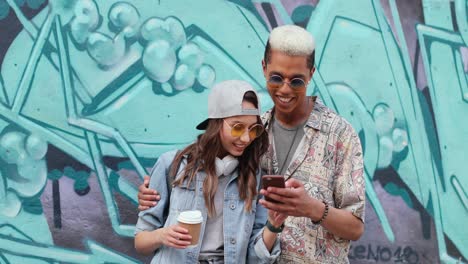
[170,92,269,216]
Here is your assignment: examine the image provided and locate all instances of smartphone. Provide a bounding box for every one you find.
[262,175,285,203]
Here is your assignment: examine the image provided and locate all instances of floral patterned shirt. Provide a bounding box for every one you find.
[260,97,365,264]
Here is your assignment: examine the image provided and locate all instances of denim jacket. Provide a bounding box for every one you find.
[135,150,280,264]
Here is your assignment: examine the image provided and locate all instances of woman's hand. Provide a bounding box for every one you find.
[261,209,287,252]
[267,209,287,228]
[157,225,192,249]
[135,224,192,254]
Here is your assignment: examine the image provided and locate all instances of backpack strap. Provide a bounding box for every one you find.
[167,150,182,196]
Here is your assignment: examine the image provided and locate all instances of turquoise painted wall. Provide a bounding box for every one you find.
[0,0,466,263]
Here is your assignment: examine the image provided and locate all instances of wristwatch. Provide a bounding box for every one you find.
[266,220,284,233]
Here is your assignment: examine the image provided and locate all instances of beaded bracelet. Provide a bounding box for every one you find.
[266,219,284,233]
[312,200,329,225]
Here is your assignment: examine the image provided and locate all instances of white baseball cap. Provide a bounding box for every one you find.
[196,80,260,130]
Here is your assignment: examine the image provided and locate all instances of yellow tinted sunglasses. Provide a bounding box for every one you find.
[223,120,264,140]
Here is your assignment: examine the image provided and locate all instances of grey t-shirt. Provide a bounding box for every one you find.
[272,118,305,175]
[198,174,231,263]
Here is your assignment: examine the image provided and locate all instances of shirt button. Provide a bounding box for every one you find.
[230,203,236,210]
[230,238,236,244]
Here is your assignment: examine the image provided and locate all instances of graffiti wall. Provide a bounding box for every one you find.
[0,0,466,263]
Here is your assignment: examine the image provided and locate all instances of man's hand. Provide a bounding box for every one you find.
[261,178,364,241]
[138,175,161,211]
[259,178,323,220]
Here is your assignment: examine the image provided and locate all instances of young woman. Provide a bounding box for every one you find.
[134,80,286,264]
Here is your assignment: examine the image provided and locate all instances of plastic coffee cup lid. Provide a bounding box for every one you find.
[177,210,203,224]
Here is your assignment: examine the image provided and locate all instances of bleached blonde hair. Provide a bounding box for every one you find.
[264,25,316,69]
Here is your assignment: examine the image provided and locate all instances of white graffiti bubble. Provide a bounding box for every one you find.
[87,32,126,66]
[14,158,48,198]
[140,18,172,43]
[140,17,186,49]
[174,64,196,91]
[143,40,177,83]
[0,131,26,164]
[377,136,393,169]
[70,0,99,44]
[178,42,204,69]
[197,64,215,88]
[25,134,48,160]
[165,17,186,49]
[109,2,140,38]
[373,104,395,136]
[0,191,21,218]
[392,128,408,152]
[71,21,92,45]
[161,82,173,93]
[73,0,99,25]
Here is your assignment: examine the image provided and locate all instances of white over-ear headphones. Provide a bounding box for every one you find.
[215,155,239,176]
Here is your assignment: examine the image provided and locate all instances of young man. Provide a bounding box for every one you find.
[257,25,365,263]
[138,25,365,263]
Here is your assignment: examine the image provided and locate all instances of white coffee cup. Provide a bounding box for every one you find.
[177,210,203,247]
